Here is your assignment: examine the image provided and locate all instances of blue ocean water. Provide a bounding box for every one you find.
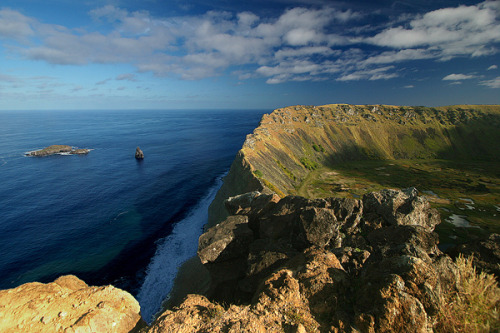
[0,109,265,319]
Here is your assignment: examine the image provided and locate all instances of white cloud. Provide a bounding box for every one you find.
[0,73,20,83]
[96,79,110,85]
[275,46,338,60]
[337,66,397,81]
[480,76,500,88]
[488,64,498,70]
[116,73,137,81]
[404,85,414,88]
[284,28,321,46]
[1,2,498,85]
[442,73,477,80]
[367,2,500,60]
[0,9,35,41]
[363,49,433,65]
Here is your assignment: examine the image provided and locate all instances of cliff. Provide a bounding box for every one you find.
[208,104,500,227]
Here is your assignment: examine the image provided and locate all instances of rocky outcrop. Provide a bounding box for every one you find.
[71,148,90,155]
[446,233,500,279]
[0,275,143,332]
[26,145,90,156]
[135,147,144,159]
[141,188,500,332]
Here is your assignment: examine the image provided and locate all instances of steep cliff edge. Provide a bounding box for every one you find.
[208,104,500,227]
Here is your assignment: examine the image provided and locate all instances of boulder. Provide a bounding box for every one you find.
[135,147,144,159]
[225,191,280,224]
[198,215,253,264]
[363,187,440,232]
[0,275,143,333]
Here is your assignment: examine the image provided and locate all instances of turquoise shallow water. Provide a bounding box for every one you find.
[0,109,265,318]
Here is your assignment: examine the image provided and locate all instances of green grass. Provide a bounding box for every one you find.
[276,160,297,181]
[300,157,319,170]
[312,143,325,152]
[295,159,500,236]
[253,170,263,178]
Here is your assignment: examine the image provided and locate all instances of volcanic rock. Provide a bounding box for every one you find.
[446,233,500,278]
[0,275,143,333]
[135,147,144,159]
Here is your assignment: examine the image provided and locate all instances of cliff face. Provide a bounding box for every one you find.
[208,104,500,227]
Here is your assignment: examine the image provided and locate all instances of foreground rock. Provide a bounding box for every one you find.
[143,188,499,332]
[27,145,90,156]
[0,275,143,332]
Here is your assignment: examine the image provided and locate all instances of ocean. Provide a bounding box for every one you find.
[0,109,266,321]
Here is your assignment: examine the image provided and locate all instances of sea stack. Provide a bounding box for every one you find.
[135,147,144,159]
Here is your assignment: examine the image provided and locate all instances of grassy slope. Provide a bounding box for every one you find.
[238,104,500,239]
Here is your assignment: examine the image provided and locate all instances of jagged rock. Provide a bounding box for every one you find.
[135,147,144,159]
[240,238,296,293]
[0,275,143,333]
[224,191,280,218]
[363,188,440,232]
[164,188,491,332]
[366,225,441,261]
[446,233,500,278]
[257,195,363,250]
[143,270,319,333]
[198,215,254,302]
[198,215,253,264]
[224,191,280,233]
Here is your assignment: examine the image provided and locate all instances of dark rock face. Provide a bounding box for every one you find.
[446,233,500,279]
[362,187,440,232]
[198,215,253,265]
[194,189,465,332]
[135,147,144,159]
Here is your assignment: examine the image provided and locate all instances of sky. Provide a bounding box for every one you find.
[0,0,499,110]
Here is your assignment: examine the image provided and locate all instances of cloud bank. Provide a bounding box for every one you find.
[1,1,499,84]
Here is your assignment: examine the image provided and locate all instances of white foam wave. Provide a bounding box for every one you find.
[137,174,225,323]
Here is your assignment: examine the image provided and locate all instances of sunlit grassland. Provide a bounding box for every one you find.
[296,159,500,242]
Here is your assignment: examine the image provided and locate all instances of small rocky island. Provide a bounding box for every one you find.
[135,147,144,159]
[26,145,90,156]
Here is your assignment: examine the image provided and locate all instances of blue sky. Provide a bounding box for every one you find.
[0,0,499,110]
